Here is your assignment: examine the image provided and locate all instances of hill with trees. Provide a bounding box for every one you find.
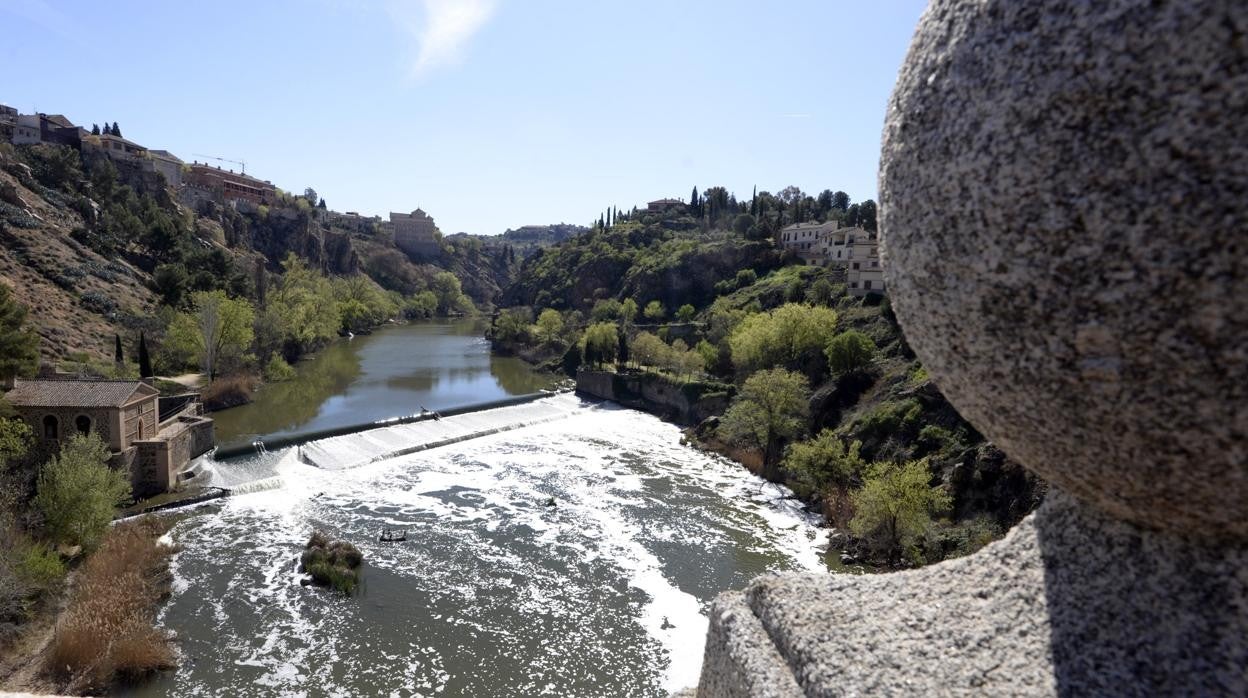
[490,193,1044,569]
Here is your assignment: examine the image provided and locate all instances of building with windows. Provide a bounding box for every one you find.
[84,132,148,161]
[845,236,885,296]
[780,221,841,263]
[148,149,184,187]
[186,163,276,205]
[2,378,215,496]
[647,198,684,211]
[390,208,441,259]
[10,113,83,148]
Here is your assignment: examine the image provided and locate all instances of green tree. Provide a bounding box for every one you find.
[732,213,756,236]
[491,308,530,343]
[643,300,665,321]
[783,430,866,490]
[535,309,565,345]
[0,411,32,472]
[806,279,836,306]
[0,284,40,381]
[619,298,639,327]
[110,122,121,137]
[850,459,951,564]
[719,368,810,473]
[582,322,619,367]
[152,263,189,308]
[114,334,124,367]
[34,434,131,549]
[729,303,839,374]
[825,329,878,376]
[591,299,622,322]
[675,304,696,322]
[166,291,255,379]
[734,269,757,288]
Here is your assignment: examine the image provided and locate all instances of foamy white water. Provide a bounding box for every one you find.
[142,396,828,697]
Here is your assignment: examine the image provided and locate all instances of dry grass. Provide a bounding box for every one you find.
[46,516,176,692]
[201,374,256,411]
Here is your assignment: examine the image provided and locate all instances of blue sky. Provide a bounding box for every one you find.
[0,0,927,235]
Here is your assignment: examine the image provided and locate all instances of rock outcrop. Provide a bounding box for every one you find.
[689,0,1247,694]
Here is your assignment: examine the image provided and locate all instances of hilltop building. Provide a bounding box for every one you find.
[390,208,441,259]
[2,377,215,496]
[780,220,841,263]
[148,149,184,187]
[0,104,15,140]
[844,235,884,296]
[647,198,684,212]
[83,132,148,162]
[779,221,886,296]
[10,113,83,148]
[186,163,276,205]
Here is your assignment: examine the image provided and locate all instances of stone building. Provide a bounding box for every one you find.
[83,132,148,162]
[844,236,884,296]
[10,113,83,148]
[390,208,441,259]
[3,378,215,497]
[779,221,840,264]
[647,198,684,211]
[148,149,184,188]
[186,163,276,205]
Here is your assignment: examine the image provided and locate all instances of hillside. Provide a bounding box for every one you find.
[491,200,1045,568]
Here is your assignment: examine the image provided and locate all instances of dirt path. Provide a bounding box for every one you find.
[0,571,75,695]
[162,373,206,389]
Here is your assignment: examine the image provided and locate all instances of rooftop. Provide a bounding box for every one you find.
[4,378,157,409]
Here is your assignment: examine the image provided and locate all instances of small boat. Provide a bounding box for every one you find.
[379,528,407,542]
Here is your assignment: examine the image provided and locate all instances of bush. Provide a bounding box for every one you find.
[783,430,866,490]
[850,459,951,565]
[826,329,878,376]
[201,374,255,411]
[300,532,362,595]
[264,354,296,382]
[47,518,175,690]
[35,434,131,550]
[729,303,839,374]
[675,304,696,322]
[19,543,65,590]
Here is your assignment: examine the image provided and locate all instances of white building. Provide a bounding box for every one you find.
[845,236,885,296]
[780,221,841,264]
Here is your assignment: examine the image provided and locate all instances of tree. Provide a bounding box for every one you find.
[90,123,100,136]
[826,329,878,376]
[729,303,839,374]
[304,187,319,207]
[732,213,756,236]
[643,300,665,321]
[806,279,836,307]
[318,198,327,210]
[167,291,255,379]
[591,298,622,322]
[153,263,189,308]
[137,332,153,378]
[582,322,619,367]
[831,191,850,212]
[0,283,40,381]
[35,434,131,549]
[619,298,638,327]
[0,411,32,472]
[492,308,530,343]
[719,368,810,473]
[858,200,878,232]
[783,430,865,490]
[113,334,124,368]
[675,304,696,322]
[630,332,667,368]
[850,459,951,564]
[535,309,565,345]
[110,122,121,137]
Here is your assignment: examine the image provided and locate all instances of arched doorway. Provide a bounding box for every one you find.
[42,415,58,440]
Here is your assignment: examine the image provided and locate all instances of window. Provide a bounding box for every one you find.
[852,262,860,270]
[43,415,58,440]
[76,415,91,436]
[864,280,873,290]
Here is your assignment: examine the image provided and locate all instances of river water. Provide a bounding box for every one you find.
[132,322,830,697]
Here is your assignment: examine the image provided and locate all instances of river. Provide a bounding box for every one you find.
[133,321,830,697]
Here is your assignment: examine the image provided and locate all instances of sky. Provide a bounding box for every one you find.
[0,0,928,235]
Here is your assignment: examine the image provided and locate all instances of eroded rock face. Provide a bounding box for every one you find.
[879,0,1248,539]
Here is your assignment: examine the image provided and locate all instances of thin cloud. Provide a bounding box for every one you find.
[390,0,498,79]
[782,113,814,119]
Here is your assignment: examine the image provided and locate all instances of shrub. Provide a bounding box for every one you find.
[735,269,757,288]
[783,430,866,490]
[47,518,175,690]
[264,354,296,382]
[201,374,255,411]
[643,300,665,321]
[825,329,878,376]
[35,434,131,550]
[675,304,696,322]
[300,532,362,595]
[19,543,65,590]
[850,459,951,565]
[729,303,838,374]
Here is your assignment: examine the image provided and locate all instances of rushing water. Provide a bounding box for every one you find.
[133,323,831,697]
[210,318,555,449]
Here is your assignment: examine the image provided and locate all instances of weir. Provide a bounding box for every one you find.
[213,390,567,460]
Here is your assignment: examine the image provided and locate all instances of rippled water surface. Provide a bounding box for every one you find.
[134,396,828,697]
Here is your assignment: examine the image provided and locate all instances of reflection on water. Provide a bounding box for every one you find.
[210,319,555,448]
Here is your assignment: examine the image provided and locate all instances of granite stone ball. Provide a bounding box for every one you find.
[879,0,1247,538]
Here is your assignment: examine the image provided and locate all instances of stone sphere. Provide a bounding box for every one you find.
[880,1,1247,538]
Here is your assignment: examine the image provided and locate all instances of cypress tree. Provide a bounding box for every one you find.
[91,123,100,135]
[114,334,124,366]
[138,332,153,379]
[111,122,121,137]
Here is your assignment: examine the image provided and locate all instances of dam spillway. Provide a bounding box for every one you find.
[296,394,581,470]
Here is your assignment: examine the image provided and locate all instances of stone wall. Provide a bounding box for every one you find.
[575,369,731,425]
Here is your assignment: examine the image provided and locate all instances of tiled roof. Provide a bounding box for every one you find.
[4,379,154,408]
